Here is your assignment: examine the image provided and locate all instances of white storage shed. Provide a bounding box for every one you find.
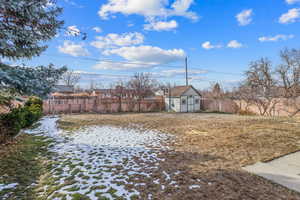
[164,85,202,112]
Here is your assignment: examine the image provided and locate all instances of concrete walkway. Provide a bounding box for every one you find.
[243,151,300,193]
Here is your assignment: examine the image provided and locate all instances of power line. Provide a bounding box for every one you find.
[74,71,222,83]
[43,54,185,68]
[43,53,243,76]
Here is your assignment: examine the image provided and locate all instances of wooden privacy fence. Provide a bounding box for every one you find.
[201,98,239,113]
[43,97,165,115]
[202,97,300,116]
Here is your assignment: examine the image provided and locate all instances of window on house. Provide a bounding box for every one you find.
[195,99,200,104]
[182,99,186,104]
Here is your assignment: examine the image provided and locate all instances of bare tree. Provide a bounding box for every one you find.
[127,73,158,112]
[231,84,252,112]
[61,70,81,87]
[114,81,128,97]
[205,82,225,112]
[244,58,279,116]
[276,48,300,116]
[127,73,157,99]
[89,80,103,90]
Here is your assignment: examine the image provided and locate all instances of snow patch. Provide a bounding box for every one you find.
[189,184,201,189]
[22,116,177,199]
[0,183,18,192]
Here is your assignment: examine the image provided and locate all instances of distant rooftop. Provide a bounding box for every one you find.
[52,85,74,93]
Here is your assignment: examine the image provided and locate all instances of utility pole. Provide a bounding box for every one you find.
[185,57,188,86]
[168,83,171,112]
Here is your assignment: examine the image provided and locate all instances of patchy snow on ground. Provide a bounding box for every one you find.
[22,116,180,200]
[189,185,201,189]
[0,183,18,192]
[68,125,170,149]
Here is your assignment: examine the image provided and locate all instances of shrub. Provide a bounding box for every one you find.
[0,97,43,143]
[24,104,42,127]
[0,108,25,135]
[25,97,43,108]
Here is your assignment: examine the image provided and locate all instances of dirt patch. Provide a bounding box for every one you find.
[58,113,300,199]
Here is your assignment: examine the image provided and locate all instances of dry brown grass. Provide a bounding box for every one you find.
[58,113,300,199]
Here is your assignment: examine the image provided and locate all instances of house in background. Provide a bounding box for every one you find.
[90,85,156,99]
[52,85,74,93]
[91,86,138,99]
[164,85,202,112]
[50,85,74,97]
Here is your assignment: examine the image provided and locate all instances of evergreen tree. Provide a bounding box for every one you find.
[0,0,66,105]
[0,0,64,59]
[0,63,67,98]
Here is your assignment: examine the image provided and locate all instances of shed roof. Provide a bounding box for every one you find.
[167,85,201,97]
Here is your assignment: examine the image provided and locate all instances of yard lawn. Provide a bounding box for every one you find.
[1,113,300,199]
[58,113,300,199]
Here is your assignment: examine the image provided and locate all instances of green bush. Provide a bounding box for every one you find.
[25,97,43,108]
[0,97,43,143]
[24,104,42,126]
[0,108,24,135]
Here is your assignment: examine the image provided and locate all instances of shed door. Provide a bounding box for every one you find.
[187,96,194,112]
[180,96,187,112]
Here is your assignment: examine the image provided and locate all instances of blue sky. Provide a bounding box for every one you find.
[13,0,300,89]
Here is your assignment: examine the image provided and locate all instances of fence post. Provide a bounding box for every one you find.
[48,100,51,115]
[94,97,97,113]
[119,97,122,113]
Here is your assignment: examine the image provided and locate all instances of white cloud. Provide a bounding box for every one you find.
[279,8,300,24]
[259,34,295,42]
[157,69,207,77]
[58,41,89,57]
[236,9,253,26]
[286,0,300,4]
[201,41,222,50]
[104,46,185,63]
[93,61,151,70]
[98,0,198,21]
[64,0,84,8]
[92,27,102,33]
[144,20,178,31]
[93,45,185,70]
[90,32,144,49]
[170,0,198,20]
[74,70,130,82]
[66,25,81,36]
[227,40,243,48]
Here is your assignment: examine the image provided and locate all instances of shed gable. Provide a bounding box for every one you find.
[182,87,200,96]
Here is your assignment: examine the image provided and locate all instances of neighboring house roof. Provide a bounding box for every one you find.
[52,85,74,93]
[91,88,139,97]
[70,92,90,97]
[167,85,201,97]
